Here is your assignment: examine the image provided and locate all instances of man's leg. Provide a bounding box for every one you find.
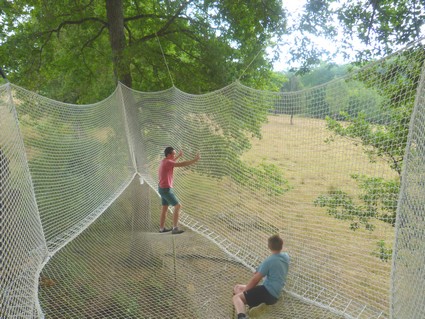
[233,284,246,295]
[160,205,168,229]
[232,292,247,317]
[172,203,181,228]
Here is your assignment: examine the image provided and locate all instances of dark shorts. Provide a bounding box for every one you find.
[243,285,278,308]
[158,187,179,206]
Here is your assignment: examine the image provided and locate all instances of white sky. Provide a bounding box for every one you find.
[272,0,357,71]
[279,0,308,67]
[283,1,305,13]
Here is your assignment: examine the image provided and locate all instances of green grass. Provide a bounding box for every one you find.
[39,114,398,317]
[175,114,397,313]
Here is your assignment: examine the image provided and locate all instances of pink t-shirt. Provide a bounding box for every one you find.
[158,158,175,188]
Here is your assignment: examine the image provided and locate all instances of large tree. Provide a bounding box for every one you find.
[312,21,425,239]
[288,0,425,70]
[0,0,286,102]
[287,1,425,244]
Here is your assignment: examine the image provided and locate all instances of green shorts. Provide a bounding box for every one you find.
[158,187,179,206]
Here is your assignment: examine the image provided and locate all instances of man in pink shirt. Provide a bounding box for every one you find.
[158,146,200,234]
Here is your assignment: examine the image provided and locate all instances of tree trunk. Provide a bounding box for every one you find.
[105,0,132,87]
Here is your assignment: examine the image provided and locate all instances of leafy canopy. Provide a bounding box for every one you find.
[0,0,287,102]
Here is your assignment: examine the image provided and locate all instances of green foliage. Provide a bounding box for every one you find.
[299,63,349,87]
[280,64,351,119]
[137,84,289,196]
[0,0,289,200]
[232,160,291,196]
[315,45,424,249]
[294,0,425,69]
[371,240,393,262]
[314,174,399,231]
[325,79,386,123]
[279,63,387,121]
[0,0,287,102]
[353,174,399,225]
[335,0,424,56]
[315,189,373,231]
[325,45,425,176]
[306,86,329,119]
[17,95,132,240]
[278,64,383,119]
[325,111,403,172]
[267,72,289,92]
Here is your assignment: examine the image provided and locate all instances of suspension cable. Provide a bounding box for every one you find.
[156,33,174,87]
[238,48,264,81]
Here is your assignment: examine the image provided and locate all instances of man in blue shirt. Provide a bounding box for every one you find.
[232,234,290,319]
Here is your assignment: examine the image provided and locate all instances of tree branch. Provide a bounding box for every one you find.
[55,0,96,19]
[366,0,378,44]
[36,17,107,38]
[124,0,199,42]
[82,25,108,50]
[157,0,194,35]
[124,13,166,22]
[31,17,107,72]
[124,24,133,44]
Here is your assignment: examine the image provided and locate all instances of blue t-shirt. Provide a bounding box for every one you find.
[257,252,290,298]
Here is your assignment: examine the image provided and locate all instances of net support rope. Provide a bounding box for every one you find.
[156,33,175,87]
[1,39,425,319]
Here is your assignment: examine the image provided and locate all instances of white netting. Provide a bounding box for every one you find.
[390,54,425,319]
[0,84,47,319]
[1,39,425,319]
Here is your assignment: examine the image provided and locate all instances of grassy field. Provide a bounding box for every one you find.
[246,115,396,312]
[244,114,397,200]
[38,113,399,318]
[177,114,398,315]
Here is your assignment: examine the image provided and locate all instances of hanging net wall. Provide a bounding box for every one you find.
[1,40,425,319]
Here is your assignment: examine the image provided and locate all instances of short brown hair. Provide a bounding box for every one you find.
[164,146,174,157]
[268,234,283,251]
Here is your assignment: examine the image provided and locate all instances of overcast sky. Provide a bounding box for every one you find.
[272,0,357,71]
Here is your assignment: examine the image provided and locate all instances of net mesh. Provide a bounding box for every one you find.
[1,39,425,319]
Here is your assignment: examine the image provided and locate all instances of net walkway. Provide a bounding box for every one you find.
[1,39,425,319]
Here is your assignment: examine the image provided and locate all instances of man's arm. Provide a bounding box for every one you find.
[243,272,264,291]
[174,153,200,167]
[175,150,183,160]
